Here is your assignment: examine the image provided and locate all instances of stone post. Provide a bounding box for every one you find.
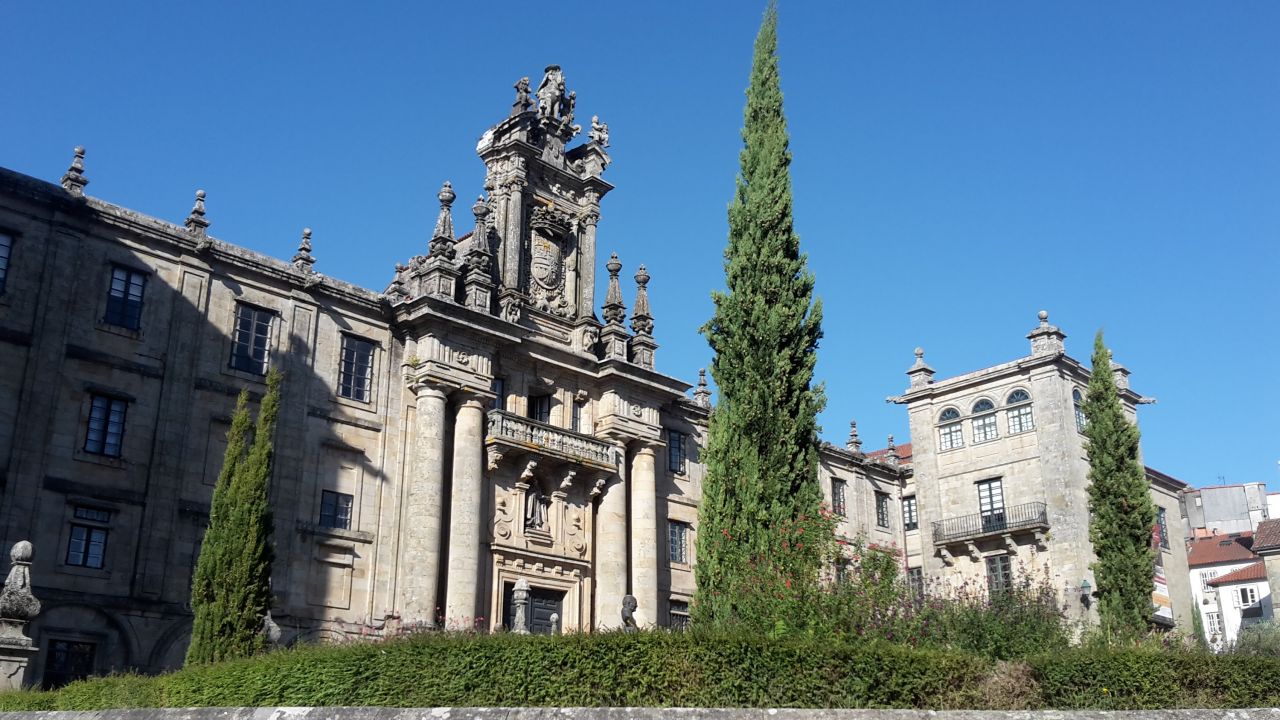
[0,541,41,691]
[511,578,531,634]
[629,443,660,628]
[401,382,449,626]
[593,472,628,631]
[445,394,487,630]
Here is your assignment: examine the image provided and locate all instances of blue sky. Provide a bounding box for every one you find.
[2,2,1277,490]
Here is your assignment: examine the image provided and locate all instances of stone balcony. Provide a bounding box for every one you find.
[485,410,619,472]
[931,501,1049,565]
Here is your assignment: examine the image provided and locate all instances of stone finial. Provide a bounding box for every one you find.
[512,76,533,115]
[60,146,88,196]
[1027,309,1066,356]
[0,541,40,622]
[292,228,316,272]
[185,189,210,236]
[602,252,626,325]
[885,435,899,465]
[1108,348,1133,391]
[846,420,863,453]
[429,181,457,258]
[511,578,531,634]
[630,264,653,335]
[906,346,935,388]
[693,368,712,408]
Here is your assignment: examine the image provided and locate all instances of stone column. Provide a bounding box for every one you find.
[445,395,487,630]
[401,383,449,625]
[629,443,660,628]
[593,473,628,630]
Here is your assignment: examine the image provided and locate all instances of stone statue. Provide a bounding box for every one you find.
[260,610,282,647]
[621,594,638,633]
[536,65,566,119]
[589,116,610,147]
[0,541,39,623]
[512,76,533,115]
[525,482,549,531]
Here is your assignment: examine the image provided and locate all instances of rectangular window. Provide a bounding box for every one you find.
[832,479,847,517]
[319,490,354,530]
[1007,404,1034,434]
[1156,507,1169,549]
[669,600,691,631]
[1201,570,1219,594]
[667,430,687,474]
[571,402,583,433]
[42,640,96,689]
[972,413,998,443]
[902,496,918,531]
[907,567,924,597]
[338,335,375,402]
[73,506,111,523]
[875,491,890,529]
[1238,586,1259,608]
[0,232,13,294]
[528,394,552,424]
[84,394,127,457]
[490,377,506,411]
[1206,612,1223,636]
[977,479,1006,532]
[230,303,273,375]
[938,422,964,451]
[985,554,1013,595]
[103,265,147,330]
[669,520,690,564]
[65,524,108,569]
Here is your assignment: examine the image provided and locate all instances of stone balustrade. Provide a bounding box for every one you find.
[486,410,617,470]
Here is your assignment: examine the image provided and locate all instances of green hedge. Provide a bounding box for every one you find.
[2,632,1277,711]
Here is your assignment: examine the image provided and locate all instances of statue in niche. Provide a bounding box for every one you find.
[621,595,638,633]
[525,482,550,531]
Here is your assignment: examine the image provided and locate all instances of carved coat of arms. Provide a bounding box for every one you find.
[531,234,563,291]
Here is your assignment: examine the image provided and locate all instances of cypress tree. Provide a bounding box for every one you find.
[187,371,281,665]
[694,3,825,625]
[1083,332,1155,639]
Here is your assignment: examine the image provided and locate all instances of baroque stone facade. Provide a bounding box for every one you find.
[0,66,1194,687]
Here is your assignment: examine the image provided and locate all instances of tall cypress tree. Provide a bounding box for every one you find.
[694,3,825,625]
[1083,332,1155,639]
[187,371,281,665]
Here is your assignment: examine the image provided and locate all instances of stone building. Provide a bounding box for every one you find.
[0,65,1198,687]
[889,313,1194,632]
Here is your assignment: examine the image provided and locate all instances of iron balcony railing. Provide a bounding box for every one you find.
[931,501,1048,546]
[486,410,617,468]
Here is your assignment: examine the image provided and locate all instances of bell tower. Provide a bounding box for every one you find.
[476,65,614,329]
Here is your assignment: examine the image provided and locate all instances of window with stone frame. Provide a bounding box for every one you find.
[571,400,583,433]
[667,430,686,474]
[319,490,354,530]
[337,335,375,402]
[977,478,1006,532]
[1073,389,1086,432]
[907,566,924,597]
[490,377,506,411]
[669,600,691,630]
[229,302,273,375]
[66,507,110,569]
[42,639,96,689]
[527,394,552,424]
[937,407,964,451]
[0,231,11,294]
[971,399,998,443]
[1005,389,1034,434]
[875,491,890,529]
[902,495,918,531]
[1156,507,1169,549]
[84,394,127,457]
[103,265,147,330]
[985,554,1013,595]
[832,479,847,517]
[668,520,690,564]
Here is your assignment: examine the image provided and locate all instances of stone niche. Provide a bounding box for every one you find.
[491,458,594,561]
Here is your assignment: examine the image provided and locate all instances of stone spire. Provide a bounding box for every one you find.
[906,347,935,388]
[846,420,862,453]
[60,146,88,196]
[693,368,712,408]
[292,228,316,272]
[184,190,210,236]
[885,435,899,465]
[1027,309,1066,356]
[430,181,457,258]
[630,264,653,336]
[602,252,626,325]
[462,196,495,312]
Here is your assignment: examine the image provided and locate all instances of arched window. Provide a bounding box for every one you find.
[971,399,998,442]
[1073,389,1086,432]
[1006,389,1033,434]
[937,407,963,451]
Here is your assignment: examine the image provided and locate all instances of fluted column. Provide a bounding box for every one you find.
[629,443,659,628]
[593,472,628,630]
[402,383,448,625]
[445,394,487,629]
